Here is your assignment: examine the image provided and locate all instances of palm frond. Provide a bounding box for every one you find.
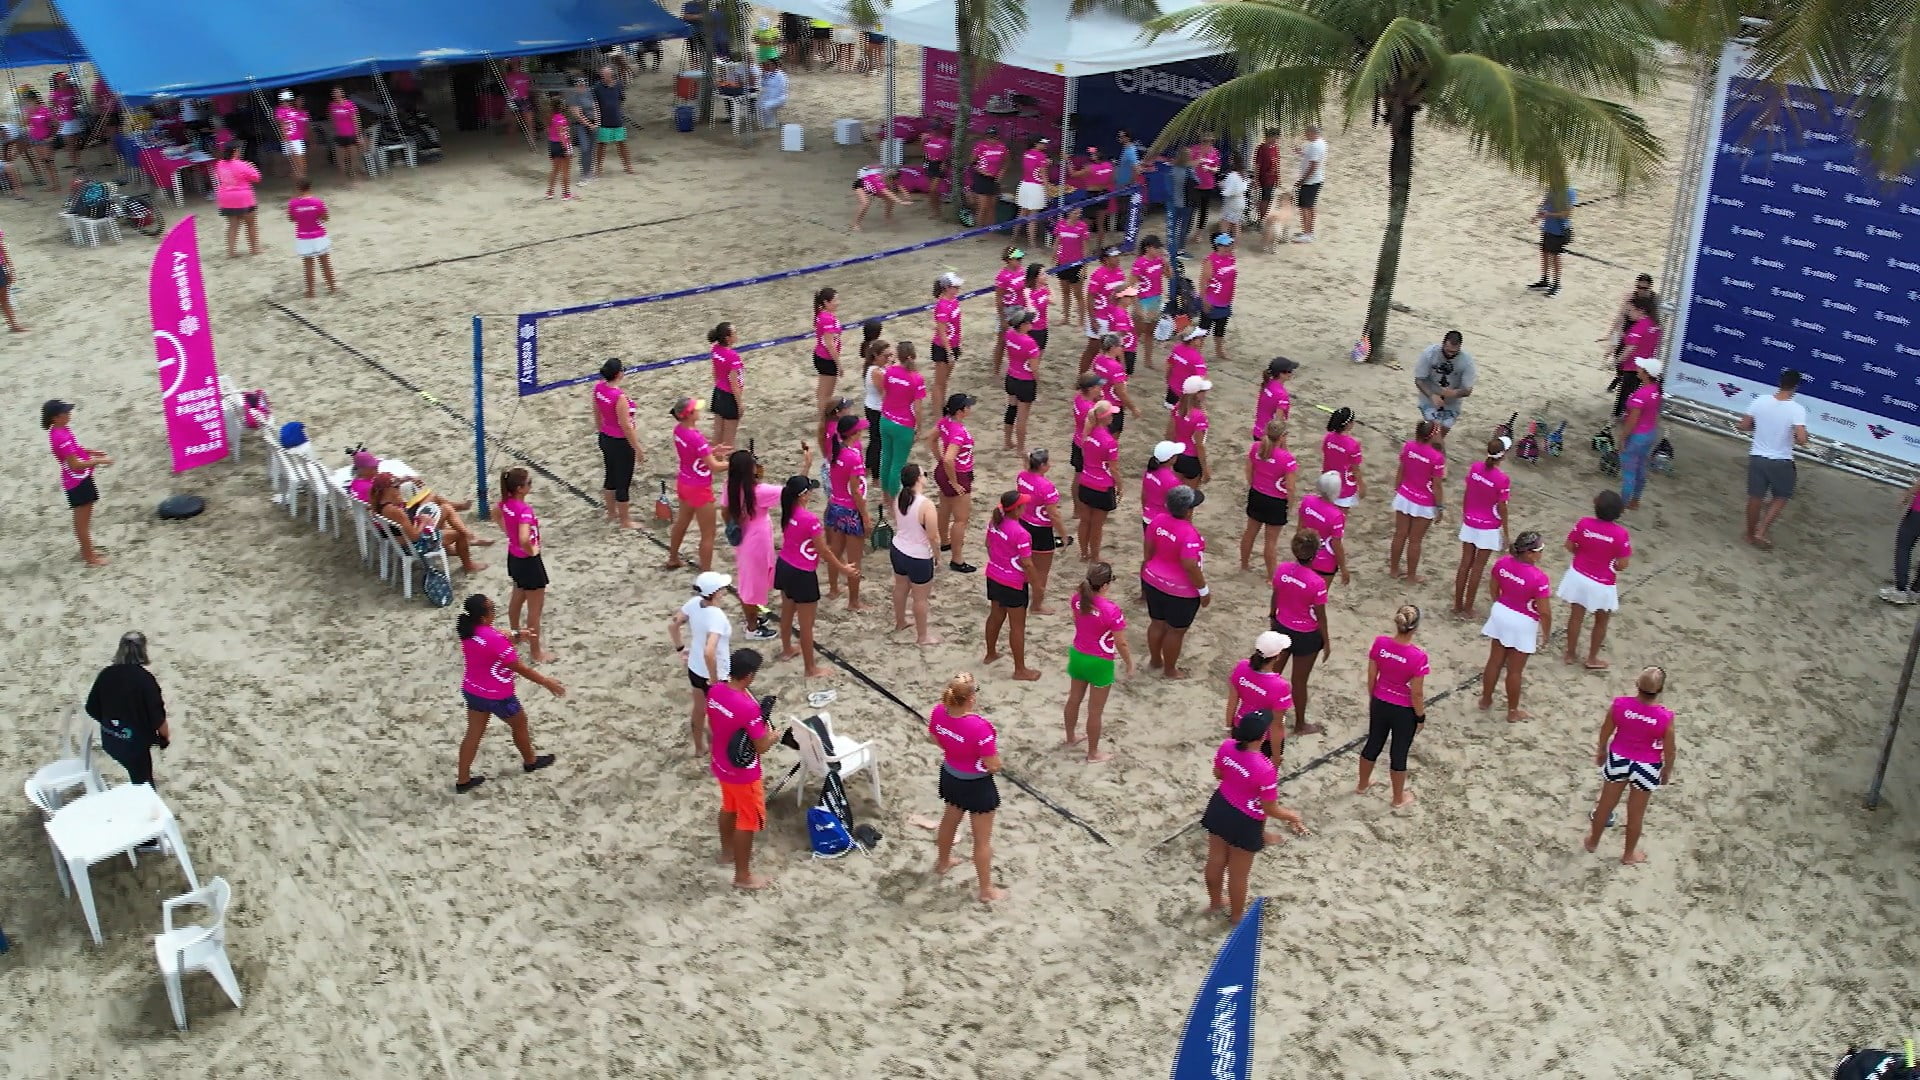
[1144,0,1357,72]
[1340,15,1448,119]
[1474,23,1665,95]
[845,0,890,31]
[1145,64,1335,153]
[955,0,1030,76]
[1071,0,1163,24]
[1844,3,1920,173]
[1428,58,1665,186]
[1662,0,1749,56]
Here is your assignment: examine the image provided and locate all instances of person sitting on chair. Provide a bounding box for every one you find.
[367,472,487,574]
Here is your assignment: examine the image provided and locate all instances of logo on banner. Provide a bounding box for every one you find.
[1112,67,1215,101]
[516,315,540,395]
[1870,424,1893,439]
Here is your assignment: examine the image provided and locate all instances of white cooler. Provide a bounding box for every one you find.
[781,123,805,152]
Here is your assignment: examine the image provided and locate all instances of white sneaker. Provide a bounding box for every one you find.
[1879,586,1916,605]
[1290,233,1314,244]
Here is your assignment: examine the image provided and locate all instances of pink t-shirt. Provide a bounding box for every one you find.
[933,296,962,352]
[1270,560,1327,633]
[1253,381,1290,440]
[984,516,1032,588]
[499,498,540,558]
[1248,443,1297,499]
[1395,441,1446,507]
[1190,144,1221,189]
[504,70,533,102]
[1297,496,1345,574]
[1607,695,1674,764]
[856,166,887,195]
[828,443,865,510]
[1026,281,1051,332]
[460,625,517,700]
[1076,427,1119,491]
[1054,219,1089,266]
[1073,394,1097,443]
[49,427,89,491]
[1491,556,1551,619]
[1567,517,1632,585]
[276,105,309,144]
[930,704,998,774]
[1093,353,1129,410]
[673,423,714,491]
[213,159,261,210]
[1202,253,1236,307]
[287,195,328,239]
[1166,343,1206,398]
[1108,305,1137,353]
[546,112,569,144]
[1215,738,1277,820]
[1228,659,1291,723]
[593,381,631,438]
[1004,330,1040,381]
[1170,406,1209,452]
[711,344,743,393]
[1460,460,1510,530]
[707,682,770,784]
[27,105,52,141]
[1020,147,1049,185]
[779,505,823,571]
[1131,254,1167,299]
[1070,591,1126,659]
[813,310,840,359]
[1619,319,1661,371]
[1140,466,1178,526]
[1083,160,1114,190]
[972,139,1007,177]
[349,475,374,503]
[921,133,951,162]
[329,99,359,138]
[1624,382,1661,435]
[1368,636,1429,708]
[1141,513,1204,597]
[1016,471,1059,527]
[51,85,76,124]
[880,365,926,428]
[937,416,974,474]
[995,265,1025,309]
[1087,265,1126,318]
[1322,432,1362,501]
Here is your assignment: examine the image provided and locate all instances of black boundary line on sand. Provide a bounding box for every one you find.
[1150,557,1680,849]
[373,207,737,275]
[267,301,1111,845]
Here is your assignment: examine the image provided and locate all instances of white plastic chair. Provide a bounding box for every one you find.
[287,454,338,537]
[371,134,416,173]
[154,877,242,1030]
[783,712,884,811]
[374,519,451,600]
[28,713,105,813]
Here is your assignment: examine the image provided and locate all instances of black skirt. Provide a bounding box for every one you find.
[507,553,549,591]
[1245,488,1289,527]
[1202,789,1265,853]
[774,557,822,604]
[939,767,1000,814]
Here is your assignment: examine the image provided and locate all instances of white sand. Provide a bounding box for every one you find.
[3,52,1918,1079]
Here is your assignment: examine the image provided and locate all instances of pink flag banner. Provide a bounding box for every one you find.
[149,216,228,472]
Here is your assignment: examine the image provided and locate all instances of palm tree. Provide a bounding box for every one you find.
[1144,0,1665,359]
[849,0,1162,222]
[1665,0,1920,175]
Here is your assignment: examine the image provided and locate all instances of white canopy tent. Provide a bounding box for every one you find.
[795,0,1219,76]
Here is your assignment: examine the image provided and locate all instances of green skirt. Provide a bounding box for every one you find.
[1066,647,1115,688]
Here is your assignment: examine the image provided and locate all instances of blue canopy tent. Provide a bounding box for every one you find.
[49,0,690,101]
[0,0,87,68]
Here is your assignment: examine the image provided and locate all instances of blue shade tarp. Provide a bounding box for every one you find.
[1169,896,1263,1080]
[51,0,690,102]
[0,0,87,68]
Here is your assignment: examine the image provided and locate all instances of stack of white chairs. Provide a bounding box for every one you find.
[27,709,106,814]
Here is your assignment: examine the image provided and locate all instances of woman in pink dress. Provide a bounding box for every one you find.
[724,449,789,639]
[214,143,261,258]
[663,398,732,573]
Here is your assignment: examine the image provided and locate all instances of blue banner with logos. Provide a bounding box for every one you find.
[1076,57,1237,167]
[1670,70,1920,464]
[1169,896,1262,1080]
[515,314,540,397]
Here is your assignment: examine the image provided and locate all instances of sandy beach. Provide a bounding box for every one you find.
[3,46,1919,1079]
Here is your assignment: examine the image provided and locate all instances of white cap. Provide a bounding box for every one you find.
[937,270,963,288]
[694,571,733,597]
[1636,356,1664,380]
[1181,375,1213,395]
[1254,630,1291,657]
[1152,440,1186,462]
[278,90,293,102]
[1182,326,1210,342]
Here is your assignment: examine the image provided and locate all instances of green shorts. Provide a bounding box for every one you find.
[1066,647,1115,688]
[597,126,627,143]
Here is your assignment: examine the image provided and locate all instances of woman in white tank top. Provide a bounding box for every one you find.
[890,464,941,645]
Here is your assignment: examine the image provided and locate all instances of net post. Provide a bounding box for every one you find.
[472,315,490,519]
[1866,613,1920,809]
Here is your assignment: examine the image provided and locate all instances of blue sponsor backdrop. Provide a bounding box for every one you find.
[1074,57,1237,165]
[1671,75,1920,464]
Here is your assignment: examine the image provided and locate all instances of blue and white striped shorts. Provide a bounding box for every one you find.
[1601,752,1661,792]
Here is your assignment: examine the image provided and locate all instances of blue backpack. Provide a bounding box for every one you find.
[806,804,854,858]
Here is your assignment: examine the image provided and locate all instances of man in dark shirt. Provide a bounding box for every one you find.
[592,66,635,175]
[85,631,169,787]
[1253,128,1281,222]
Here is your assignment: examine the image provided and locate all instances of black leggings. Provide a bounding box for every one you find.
[1361,698,1420,772]
[1896,509,1920,593]
[599,433,635,503]
[864,407,883,480]
[1611,368,1642,418]
[101,730,155,786]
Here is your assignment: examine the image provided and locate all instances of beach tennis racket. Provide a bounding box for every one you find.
[654,480,673,522]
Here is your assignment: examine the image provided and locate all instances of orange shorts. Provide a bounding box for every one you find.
[678,482,716,508]
[719,778,766,832]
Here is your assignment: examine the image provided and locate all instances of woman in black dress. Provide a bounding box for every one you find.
[85,631,169,787]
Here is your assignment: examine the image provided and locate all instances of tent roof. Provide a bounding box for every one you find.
[52,0,690,102]
[0,0,86,68]
[777,0,1223,78]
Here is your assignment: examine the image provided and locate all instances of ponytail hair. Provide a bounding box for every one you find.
[1392,604,1422,634]
[940,671,977,713]
[456,594,490,639]
[707,321,733,345]
[990,489,1019,528]
[1413,418,1437,443]
[897,463,922,514]
[1076,561,1113,612]
[1260,417,1286,459]
[780,478,805,530]
[813,287,836,313]
[861,318,883,346]
[1327,406,1354,433]
[896,341,919,370]
[1025,262,1044,290]
[499,466,529,507]
[830,414,861,461]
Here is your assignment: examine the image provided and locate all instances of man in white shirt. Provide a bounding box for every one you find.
[669,571,736,754]
[1293,124,1328,243]
[1735,368,1809,549]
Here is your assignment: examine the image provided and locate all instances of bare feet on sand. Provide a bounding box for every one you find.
[1391,790,1417,808]
[978,886,1009,903]
[1012,667,1041,682]
[1507,708,1532,723]
[1085,750,1111,764]
[933,855,960,875]
[1622,850,1648,865]
[732,875,773,890]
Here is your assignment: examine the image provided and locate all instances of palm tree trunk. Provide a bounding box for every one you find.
[950,12,977,225]
[1364,100,1417,359]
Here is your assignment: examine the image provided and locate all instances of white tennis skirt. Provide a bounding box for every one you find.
[58,118,83,136]
[294,234,332,257]
[1390,493,1436,520]
[1557,567,1620,612]
[1459,523,1503,551]
[1333,493,1358,509]
[1481,603,1540,653]
[1016,181,1047,210]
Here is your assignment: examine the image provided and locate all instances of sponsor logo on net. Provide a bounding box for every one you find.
[1750,255,1786,270]
[1710,195,1746,209]
[1803,266,1837,281]
[1896,342,1920,359]
[1781,234,1815,249]
[1718,381,1742,397]
[1866,224,1905,240]
[1833,246,1870,262]
[1712,323,1747,339]
[1842,329,1880,345]
[1889,255,1920,272]
[1821,297,1858,313]
[1761,336,1796,353]
[1843,192,1882,207]
[1856,278,1892,294]
[1698,295,1728,309]
[1770,286,1805,301]
[1821,411,1860,428]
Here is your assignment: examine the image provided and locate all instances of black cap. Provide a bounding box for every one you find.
[944,392,978,415]
[40,399,74,429]
[1264,356,1299,377]
[784,473,820,494]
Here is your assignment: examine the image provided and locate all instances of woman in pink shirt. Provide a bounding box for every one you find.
[1064,562,1131,762]
[21,90,54,186]
[43,399,111,566]
[286,179,336,297]
[328,86,364,186]
[1165,375,1212,485]
[1298,471,1349,587]
[1014,138,1051,248]
[1608,295,1662,418]
[454,594,563,793]
[1253,356,1297,440]
[663,398,732,573]
[1053,206,1089,325]
[1615,356,1664,509]
[929,672,1008,903]
[1583,666,1676,865]
[878,341,927,499]
[1223,630,1294,760]
[1358,605,1429,807]
[1129,236,1169,371]
[981,491,1041,681]
[1239,417,1298,578]
[1560,490,1633,670]
[990,245,1025,376]
[275,90,310,184]
[1479,531,1553,722]
[811,287,842,417]
[1022,262,1053,356]
[1202,709,1307,921]
[775,474,858,678]
[824,414,871,609]
[1321,407,1365,508]
[724,449,787,639]
[1015,448,1063,613]
[1196,234,1237,361]
[214,143,261,258]
[1075,401,1121,563]
[929,271,963,413]
[593,359,643,529]
[1090,332,1139,439]
[496,468,555,662]
[1142,484,1209,680]
[1139,440,1182,543]
[934,394,978,574]
[1388,419,1447,583]
[708,321,746,450]
[1270,529,1330,735]
[1000,308,1042,452]
[1452,436,1513,618]
[849,164,911,231]
[542,92,575,201]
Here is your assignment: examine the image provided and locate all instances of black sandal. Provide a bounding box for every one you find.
[949,561,978,574]
[455,775,487,793]
[523,754,557,773]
